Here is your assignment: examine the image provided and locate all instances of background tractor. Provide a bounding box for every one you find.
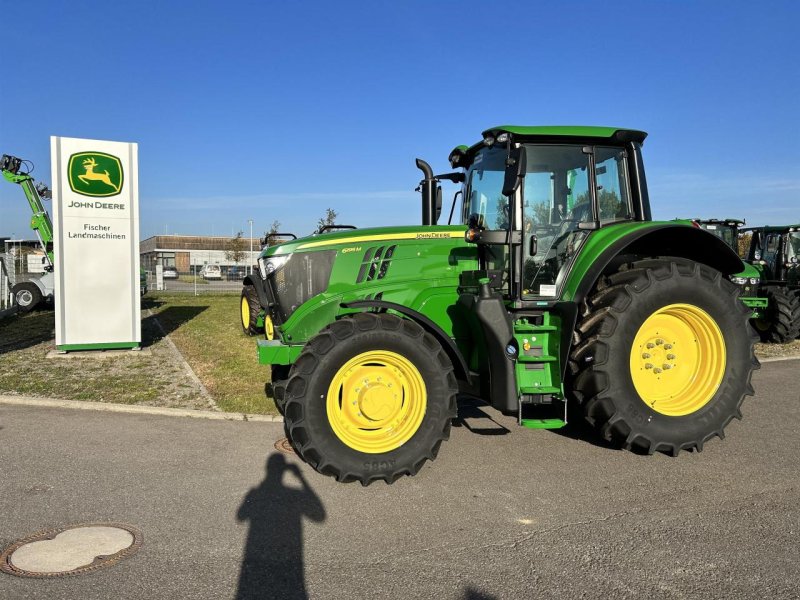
[743,224,800,342]
[690,218,772,331]
[244,126,758,485]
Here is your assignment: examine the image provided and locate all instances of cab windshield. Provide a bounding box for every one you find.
[463,143,633,298]
[787,232,800,261]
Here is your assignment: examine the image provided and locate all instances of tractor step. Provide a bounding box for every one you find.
[520,418,566,429]
[517,354,557,363]
[519,386,561,395]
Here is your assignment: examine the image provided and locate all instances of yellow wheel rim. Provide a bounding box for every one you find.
[241,297,250,329]
[265,315,274,340]
[326,350,426,454]
[629,303,726,416]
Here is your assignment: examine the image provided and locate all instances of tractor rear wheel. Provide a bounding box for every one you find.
[282,312,457,485]
[12,282,42,313]
[752,287,800,343]
[240,285,263,336]
[570,258,758,456]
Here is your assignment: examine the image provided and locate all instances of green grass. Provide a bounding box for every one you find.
[147,293,274,414]
[0,294,275,414]
[0,308,203,407]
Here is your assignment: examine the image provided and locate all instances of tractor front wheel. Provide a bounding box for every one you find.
[240,285,263,336]
[282,312,457,485]
[752,287,800,343]
[570,258,758,455]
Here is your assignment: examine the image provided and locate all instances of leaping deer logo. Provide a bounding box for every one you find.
[78,157,120,192]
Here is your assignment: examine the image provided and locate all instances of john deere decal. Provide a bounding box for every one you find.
[68,152,124,197]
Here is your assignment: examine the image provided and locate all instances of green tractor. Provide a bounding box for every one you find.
[243,126,758,485]
[743,224,800,342]
[689,218,769,321]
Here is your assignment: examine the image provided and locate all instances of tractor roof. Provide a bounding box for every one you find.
[742,225,800,234]
[449,126,647,168]
[693,218,745,227]
[484,125,647,142]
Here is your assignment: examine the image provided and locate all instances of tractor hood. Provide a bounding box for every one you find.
[735,262,762,280]
[260,225,467,258]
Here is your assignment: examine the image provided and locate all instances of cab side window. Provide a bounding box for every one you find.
[595,147,633,222]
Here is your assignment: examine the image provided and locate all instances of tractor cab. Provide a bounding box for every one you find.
[451,126,650,301]
[745,225,800,285]
[692,219,744,253]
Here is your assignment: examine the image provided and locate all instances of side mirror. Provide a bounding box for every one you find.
[529,234,538,257]
[502,145,527,197]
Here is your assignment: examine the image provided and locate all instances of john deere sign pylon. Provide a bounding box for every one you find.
[51,136,141,351]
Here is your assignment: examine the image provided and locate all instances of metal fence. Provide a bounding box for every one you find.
[144,267,248,295]
[0,253,11,310]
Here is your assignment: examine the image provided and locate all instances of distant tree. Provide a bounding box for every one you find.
[317,208,338,232]
[493,196,510,229]
[265,220,281,247]
[738,232,752,259]
[225,231,247,266]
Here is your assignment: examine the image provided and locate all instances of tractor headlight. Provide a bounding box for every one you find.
[750,277,759,284]
[731,277,748,285]
[257,255,289,279]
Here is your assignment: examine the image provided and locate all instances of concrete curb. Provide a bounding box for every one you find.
[0,395,283,423]
[758,354,800,363]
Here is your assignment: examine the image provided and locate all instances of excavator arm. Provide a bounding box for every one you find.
[1,154,54,267]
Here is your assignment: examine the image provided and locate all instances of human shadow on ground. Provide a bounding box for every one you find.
[140,306,207,348]
[236,453,326,600]
[463,587,499,600]
[452,394,511,436]
[0,309,55,355]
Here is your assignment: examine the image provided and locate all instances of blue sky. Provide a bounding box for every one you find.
[1,1,798,240]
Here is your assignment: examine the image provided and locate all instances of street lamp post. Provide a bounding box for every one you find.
[248,219,254,275]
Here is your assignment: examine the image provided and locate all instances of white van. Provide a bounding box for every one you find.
[201,264,222,280]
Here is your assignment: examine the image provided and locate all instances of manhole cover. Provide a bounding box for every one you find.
[274,437,295,455]
[0,523,142,578]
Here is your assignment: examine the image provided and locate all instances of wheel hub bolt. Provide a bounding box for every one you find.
[664,344,673,350]
[653,367,662,374]
[645,363,653,369]
[655,339,664,345]
[646,343,655,349]
[642,352,651,359]
[667,354,676,360]
[662,364,672,370]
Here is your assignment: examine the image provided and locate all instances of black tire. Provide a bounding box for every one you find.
[266,365,291,416]
[240,285,263,335]
[752,287,800,343]
[12,282,42,313]
[283,312,458,485]
[570,258,759,456]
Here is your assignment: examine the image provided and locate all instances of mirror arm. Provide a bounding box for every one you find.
[448,190,462,225]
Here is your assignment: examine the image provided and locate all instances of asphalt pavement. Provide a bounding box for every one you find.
[1,360,798,599]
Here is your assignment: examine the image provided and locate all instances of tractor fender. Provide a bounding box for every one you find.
[570,223,745,304]
[340,299,471,384]
[243,275,269,309]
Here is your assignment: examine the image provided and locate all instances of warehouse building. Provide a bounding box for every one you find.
[139,235,260,277]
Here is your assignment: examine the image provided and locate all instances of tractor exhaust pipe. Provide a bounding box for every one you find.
[416,158,436,226]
